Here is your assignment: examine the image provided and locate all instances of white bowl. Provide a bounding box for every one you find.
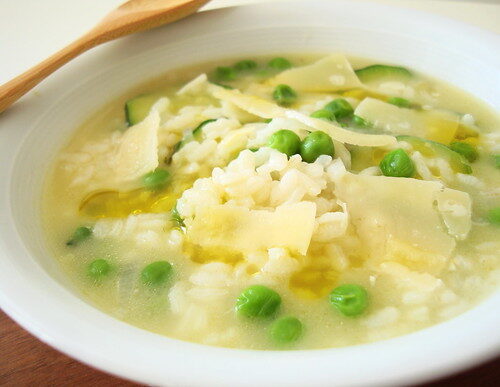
[1,1,499,385]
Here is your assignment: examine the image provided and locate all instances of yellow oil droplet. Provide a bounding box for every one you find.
[423,113,458,144]
[459,136,479,146]
[79,175,196,219]
[372,148,386,164]
[351,147,376,171]
[408,141,435,158]
[341,88,386,101]
[342,89,368,100]
[289,265,338,299]
[246,264,259,275]
[79,189,176,218]
[455,124,479,141]
[347,254,365,268]
[182,241,243,265]
[149,195,176,213]
[428,166,442,179]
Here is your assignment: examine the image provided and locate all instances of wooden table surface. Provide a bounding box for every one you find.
[1,310,498,386]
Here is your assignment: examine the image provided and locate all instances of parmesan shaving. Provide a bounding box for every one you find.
[112,98,168,186]
[332,171,470,274]
[188,202,316,255]
[267,54,363,92]
[211,86,396,147]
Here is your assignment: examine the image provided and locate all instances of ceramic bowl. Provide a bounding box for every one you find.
[0,1,499,385]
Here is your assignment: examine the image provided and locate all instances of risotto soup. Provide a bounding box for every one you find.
[43,54,500,349]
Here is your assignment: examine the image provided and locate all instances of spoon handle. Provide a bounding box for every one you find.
[0,35,99,113]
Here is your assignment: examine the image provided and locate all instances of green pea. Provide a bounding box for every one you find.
[486,207,500,226]
[171,204,185,229]
[66,226,92,246]
[324,98,354,119]
[249,147,260,152]
[234,60,257,71]
[352,115,371,128]
[329,284,368,317]
[141,261,173,286]
[235,285,281,318]
[270,316,303,344]
[192,119,216,140]
[379,148,415,177]
[142,169,170,190]
[268,57,292,70]
[449,142,478,163]
[88,259,111,280]
[267,129,301,157]
[256,69,271,78]
[388,97,411,108]
[272,84,297,106]
[310,109,336,121]
[263,118,273,123]
[214,66,237,82]
[300,131,335,163]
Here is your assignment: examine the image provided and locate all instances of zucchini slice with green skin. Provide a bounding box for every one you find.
[125,94,164,126]
[166,118,219,164]
[355,65,412,83]
[192,119,217,140]
[209,81,234,90]
[397,135,472,174]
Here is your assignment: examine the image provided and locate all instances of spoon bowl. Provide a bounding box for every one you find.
[94,0,210,41]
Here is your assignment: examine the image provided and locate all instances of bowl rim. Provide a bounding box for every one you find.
[0,1,499,386]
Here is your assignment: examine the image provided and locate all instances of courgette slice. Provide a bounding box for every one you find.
[125,93,164,126]
[397,135,472,174]
[167,118,219,164]
[192,118,217,140]
[355,64,412,83]
[209,81,234,90]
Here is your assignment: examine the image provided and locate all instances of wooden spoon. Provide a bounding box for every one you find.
[0,0,210,113]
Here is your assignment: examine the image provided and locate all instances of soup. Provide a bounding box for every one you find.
[43,54,500,349]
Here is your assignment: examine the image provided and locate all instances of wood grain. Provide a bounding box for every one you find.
[0,311,137,386]
[0,309,498,385]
